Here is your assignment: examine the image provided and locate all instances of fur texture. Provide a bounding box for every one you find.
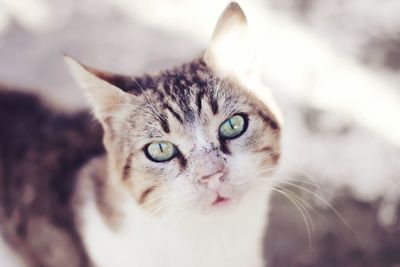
[0,87,104,267]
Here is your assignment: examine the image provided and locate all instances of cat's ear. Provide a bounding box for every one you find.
[204,2,256,80]
[64,56,131,123]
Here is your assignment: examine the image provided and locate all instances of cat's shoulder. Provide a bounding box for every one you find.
[74,155,125,230]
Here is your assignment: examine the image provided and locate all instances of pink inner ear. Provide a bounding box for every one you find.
[89,67,148,96]
[83,65,133,92]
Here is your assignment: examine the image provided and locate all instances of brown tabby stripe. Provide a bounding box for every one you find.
[219,138,231,155]
[209,94,219,114]
[122,153,133,180]
[176,152,188,170]
[196,90,205,114]
[257,146,273,153]
[257,111,279,130]
[165,104,183,123]
[158,115,170,133]
[271,152,280,163]
[139,186,156,204]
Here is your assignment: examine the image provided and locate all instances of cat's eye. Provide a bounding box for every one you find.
[145,141,178,162]
[219,114,248,140]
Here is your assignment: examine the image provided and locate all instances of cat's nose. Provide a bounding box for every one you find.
[194,150,227,187]
[199,170,226,186]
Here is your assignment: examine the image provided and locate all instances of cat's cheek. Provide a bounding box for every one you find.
[241,125,281,167]
[164,175,198,211]
[228,147,275,194]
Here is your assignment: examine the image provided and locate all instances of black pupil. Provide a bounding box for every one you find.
[158,143,164,153]
[228,118,234,129]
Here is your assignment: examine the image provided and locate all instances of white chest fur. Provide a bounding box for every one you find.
[78,186,270,267]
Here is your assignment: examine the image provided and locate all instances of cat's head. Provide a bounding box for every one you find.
[66,2,282,215]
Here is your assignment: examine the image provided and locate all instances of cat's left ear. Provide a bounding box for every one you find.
[204,2,257,81]
[64,56,132,124]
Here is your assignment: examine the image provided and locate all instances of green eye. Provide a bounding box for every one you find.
[219,114,248,139]
[145,141,178,162]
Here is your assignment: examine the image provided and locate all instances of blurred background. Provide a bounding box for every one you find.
[0,0,399,266]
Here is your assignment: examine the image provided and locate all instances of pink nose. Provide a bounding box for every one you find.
[199,171,226,185]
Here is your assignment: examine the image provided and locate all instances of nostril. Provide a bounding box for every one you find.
[199,171,226,183]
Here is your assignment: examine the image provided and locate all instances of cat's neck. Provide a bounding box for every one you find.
[75,155,126,228]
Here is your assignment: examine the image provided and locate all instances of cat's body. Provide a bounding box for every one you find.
[0,3,282,267]
[0,87,103,267]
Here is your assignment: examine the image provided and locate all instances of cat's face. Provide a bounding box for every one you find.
[67,3,282,215]
[103,60,280,213]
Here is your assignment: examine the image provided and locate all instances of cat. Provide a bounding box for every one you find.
[0,2,282,267]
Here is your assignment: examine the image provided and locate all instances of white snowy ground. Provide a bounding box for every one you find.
[0,0,399,225]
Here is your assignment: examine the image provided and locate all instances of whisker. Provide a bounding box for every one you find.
[256,176,357,234]
[269,186,314,249]
[276,180,357,234]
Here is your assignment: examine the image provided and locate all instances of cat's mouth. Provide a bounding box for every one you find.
[211,194,231,207]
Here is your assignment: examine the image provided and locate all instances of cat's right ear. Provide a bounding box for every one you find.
[64,56,131,123]
[204,2,255,81]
